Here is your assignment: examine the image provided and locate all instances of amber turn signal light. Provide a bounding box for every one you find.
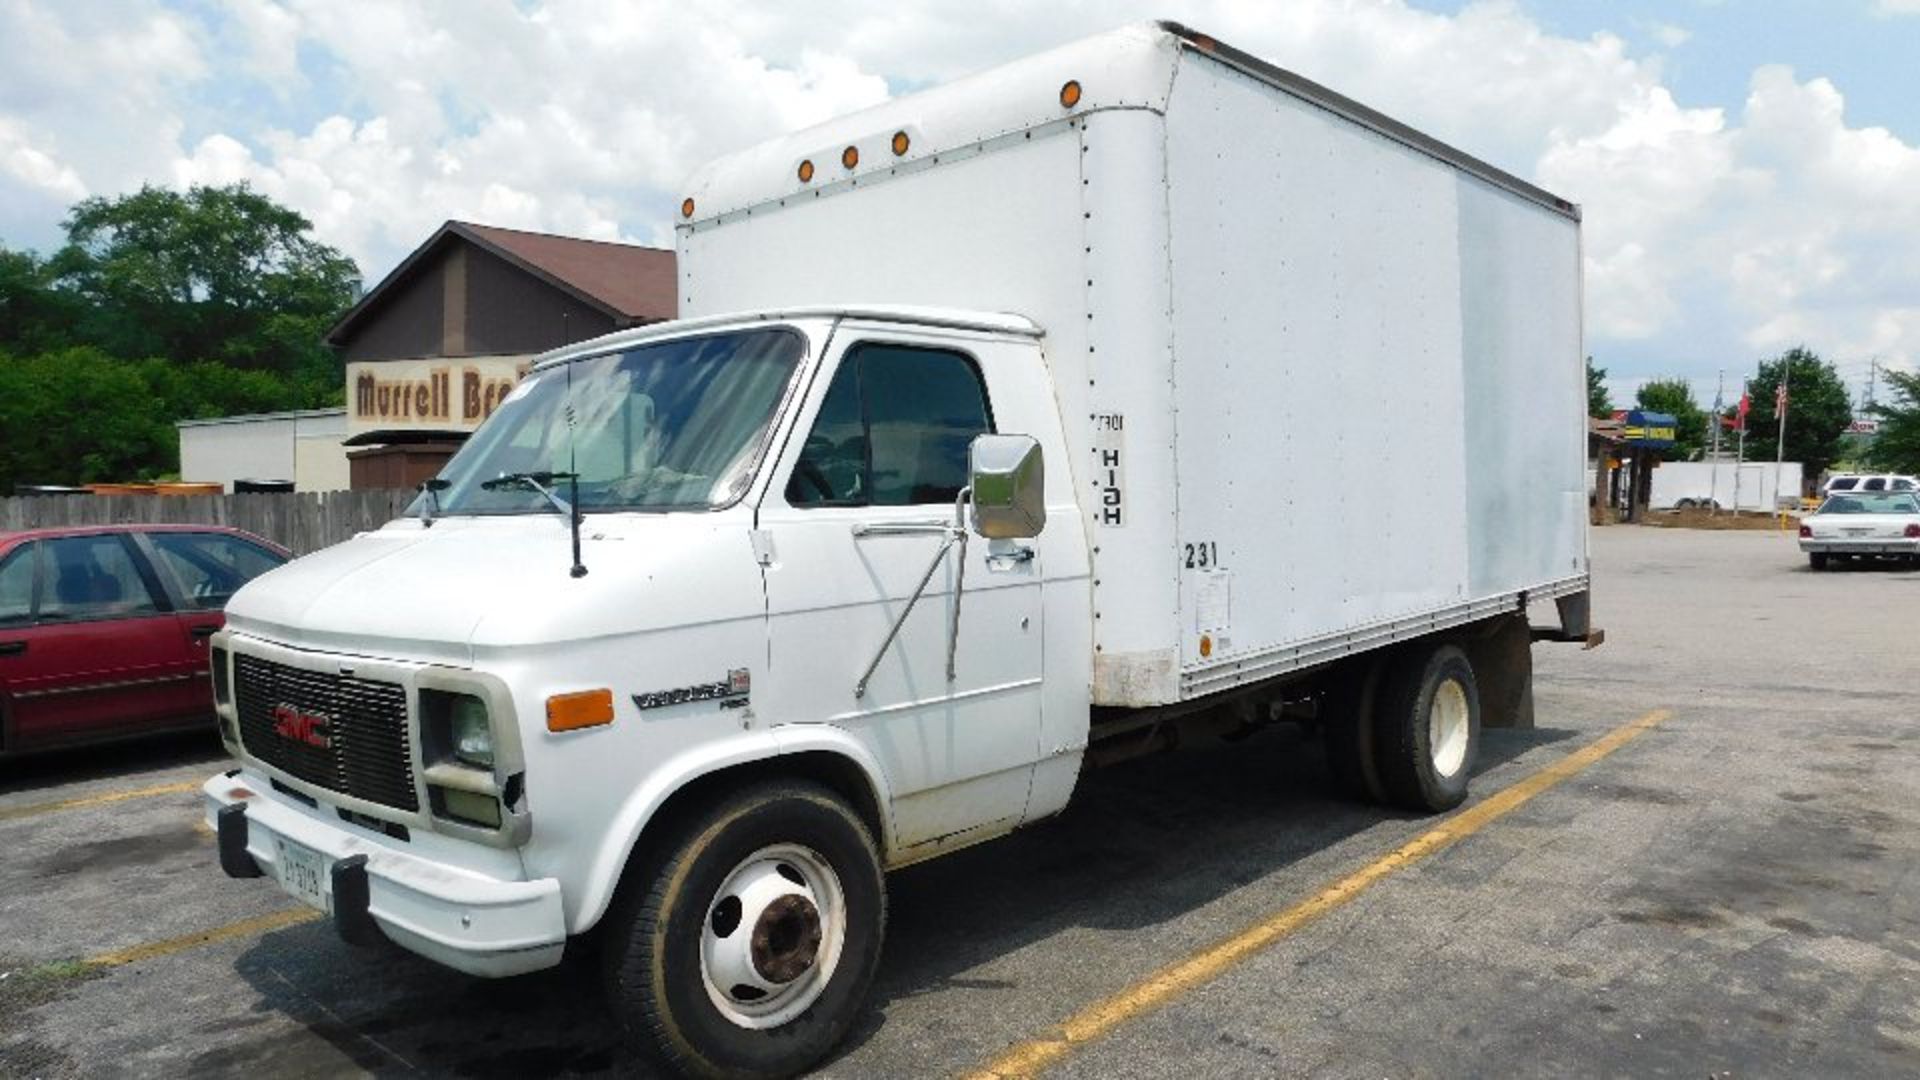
[547,688,615,732]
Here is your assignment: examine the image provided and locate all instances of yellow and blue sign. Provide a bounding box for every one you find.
[1615,410,1677,449]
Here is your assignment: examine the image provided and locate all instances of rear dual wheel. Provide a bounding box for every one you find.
[1323,642,1481,812]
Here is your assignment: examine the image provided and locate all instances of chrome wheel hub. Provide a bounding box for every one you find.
[700,843,845,1029]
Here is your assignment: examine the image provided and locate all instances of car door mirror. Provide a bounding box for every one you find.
[969,434,1045,539]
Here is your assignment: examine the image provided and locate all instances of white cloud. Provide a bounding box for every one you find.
[1,0,1918,386]
[1871,0,1920,15]
[1647,21,1691,47]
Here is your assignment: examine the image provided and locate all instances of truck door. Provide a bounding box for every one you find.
[757,334,1044,852]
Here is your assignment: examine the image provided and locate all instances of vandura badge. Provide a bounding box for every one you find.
[271,704,332,749]
[631,669,751,711]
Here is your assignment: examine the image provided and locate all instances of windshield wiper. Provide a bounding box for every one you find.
[480,471,589,578]
[418,477,449,527]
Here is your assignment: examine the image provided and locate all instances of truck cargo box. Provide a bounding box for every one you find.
[678,21,1589,707]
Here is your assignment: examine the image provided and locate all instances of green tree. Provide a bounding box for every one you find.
[0,246,85,354]
[1586,356,1612,419]
[1741,346,1852,485]
[0,347,293,489]
[48,183,358,384]
[1866,368,1920,475]
[1635,377,1706,461]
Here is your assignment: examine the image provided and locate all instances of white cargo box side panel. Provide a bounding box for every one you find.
[1456,179,1588,593]
[1162,55,1472,673]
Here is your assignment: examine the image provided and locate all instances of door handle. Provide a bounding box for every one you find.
[0,640,25,656]
[987,546,1036,566]
[189,625,220,639]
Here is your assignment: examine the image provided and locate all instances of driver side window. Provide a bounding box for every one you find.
[787,343,994,508]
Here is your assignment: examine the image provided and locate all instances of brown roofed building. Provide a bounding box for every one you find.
[327,221,676,490]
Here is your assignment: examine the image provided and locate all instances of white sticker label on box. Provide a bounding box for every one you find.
[1092,413,1125,528]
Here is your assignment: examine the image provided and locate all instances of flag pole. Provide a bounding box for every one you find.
[1774,366,1791,512]
[1709,370,1724,514]
[1734,381,1747,513]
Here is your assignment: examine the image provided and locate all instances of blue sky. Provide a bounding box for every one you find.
[1495,1,1920,142]
[2,1,1916,412]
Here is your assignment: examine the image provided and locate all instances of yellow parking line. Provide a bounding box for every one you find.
[84,908,322,969]
[964,707,1673,1079]
[0,779,202,823]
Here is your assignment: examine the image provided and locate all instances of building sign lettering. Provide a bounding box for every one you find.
[345,358,532,437]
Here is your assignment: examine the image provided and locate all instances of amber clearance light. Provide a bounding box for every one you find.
[797,159,815,183]
[680,197,695,219]
[891,130,910,156]
[547,688,615,732]
[1060,79,1082,108]
[841,145,860,169]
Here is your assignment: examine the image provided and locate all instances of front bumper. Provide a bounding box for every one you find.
[204,774,566,977]
[1800,538,1920,555]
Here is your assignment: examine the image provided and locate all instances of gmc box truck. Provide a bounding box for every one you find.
[205,21,1595,1077]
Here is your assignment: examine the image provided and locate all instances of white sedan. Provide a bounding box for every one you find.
[1798,491,1920,570]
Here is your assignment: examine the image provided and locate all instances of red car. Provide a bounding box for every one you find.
[0,524,289,755]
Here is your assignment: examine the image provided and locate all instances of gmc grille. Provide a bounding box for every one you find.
[235,655,418,812]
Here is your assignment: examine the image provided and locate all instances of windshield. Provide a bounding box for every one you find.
[428,328,805,515]
[1817,493,1920,515]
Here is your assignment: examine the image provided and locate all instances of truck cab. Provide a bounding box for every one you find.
[205,306,1086,1070]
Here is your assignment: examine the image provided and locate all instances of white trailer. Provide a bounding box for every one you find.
[1650,460,1803,511]
[203,22,1595,1078]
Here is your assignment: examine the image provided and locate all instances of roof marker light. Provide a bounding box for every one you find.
[1060,79,1082,108]
[841,145,859,170]
[680,198,695,219]
[797,159,815,183]
[891,131,910,156]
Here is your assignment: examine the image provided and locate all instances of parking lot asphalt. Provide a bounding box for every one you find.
[3,524,1918,1078]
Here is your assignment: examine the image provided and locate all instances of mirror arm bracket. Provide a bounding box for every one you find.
[852,486,973,698]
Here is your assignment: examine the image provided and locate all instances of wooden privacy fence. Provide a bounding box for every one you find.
[0,490,417,556]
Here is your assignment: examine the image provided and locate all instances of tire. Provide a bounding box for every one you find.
[601,781,886,1079]
[1321,658,1386,803]
[1809,552,1829,571]
[1675,498,1697,510]
[1372,643,1481,812]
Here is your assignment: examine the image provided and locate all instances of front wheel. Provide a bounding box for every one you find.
[601,782,886,1079]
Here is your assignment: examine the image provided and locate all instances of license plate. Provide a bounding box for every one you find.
[273,837,329,912]
[1844,528,1871,536]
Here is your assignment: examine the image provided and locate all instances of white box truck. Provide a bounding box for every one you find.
[204,21,1596,1077]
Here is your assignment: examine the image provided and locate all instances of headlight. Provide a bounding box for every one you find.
[449,695,494,769]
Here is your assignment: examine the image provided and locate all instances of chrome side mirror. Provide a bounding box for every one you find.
[969,434,1045,539]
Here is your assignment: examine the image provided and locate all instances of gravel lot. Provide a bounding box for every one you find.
[3,524,1917,1078]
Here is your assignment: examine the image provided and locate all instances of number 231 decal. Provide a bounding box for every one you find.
[1183,541,1220,569]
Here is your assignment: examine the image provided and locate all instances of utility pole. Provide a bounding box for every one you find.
[1709,369,1725,514]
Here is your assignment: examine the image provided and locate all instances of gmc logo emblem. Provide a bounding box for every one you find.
[272,704,332,750]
